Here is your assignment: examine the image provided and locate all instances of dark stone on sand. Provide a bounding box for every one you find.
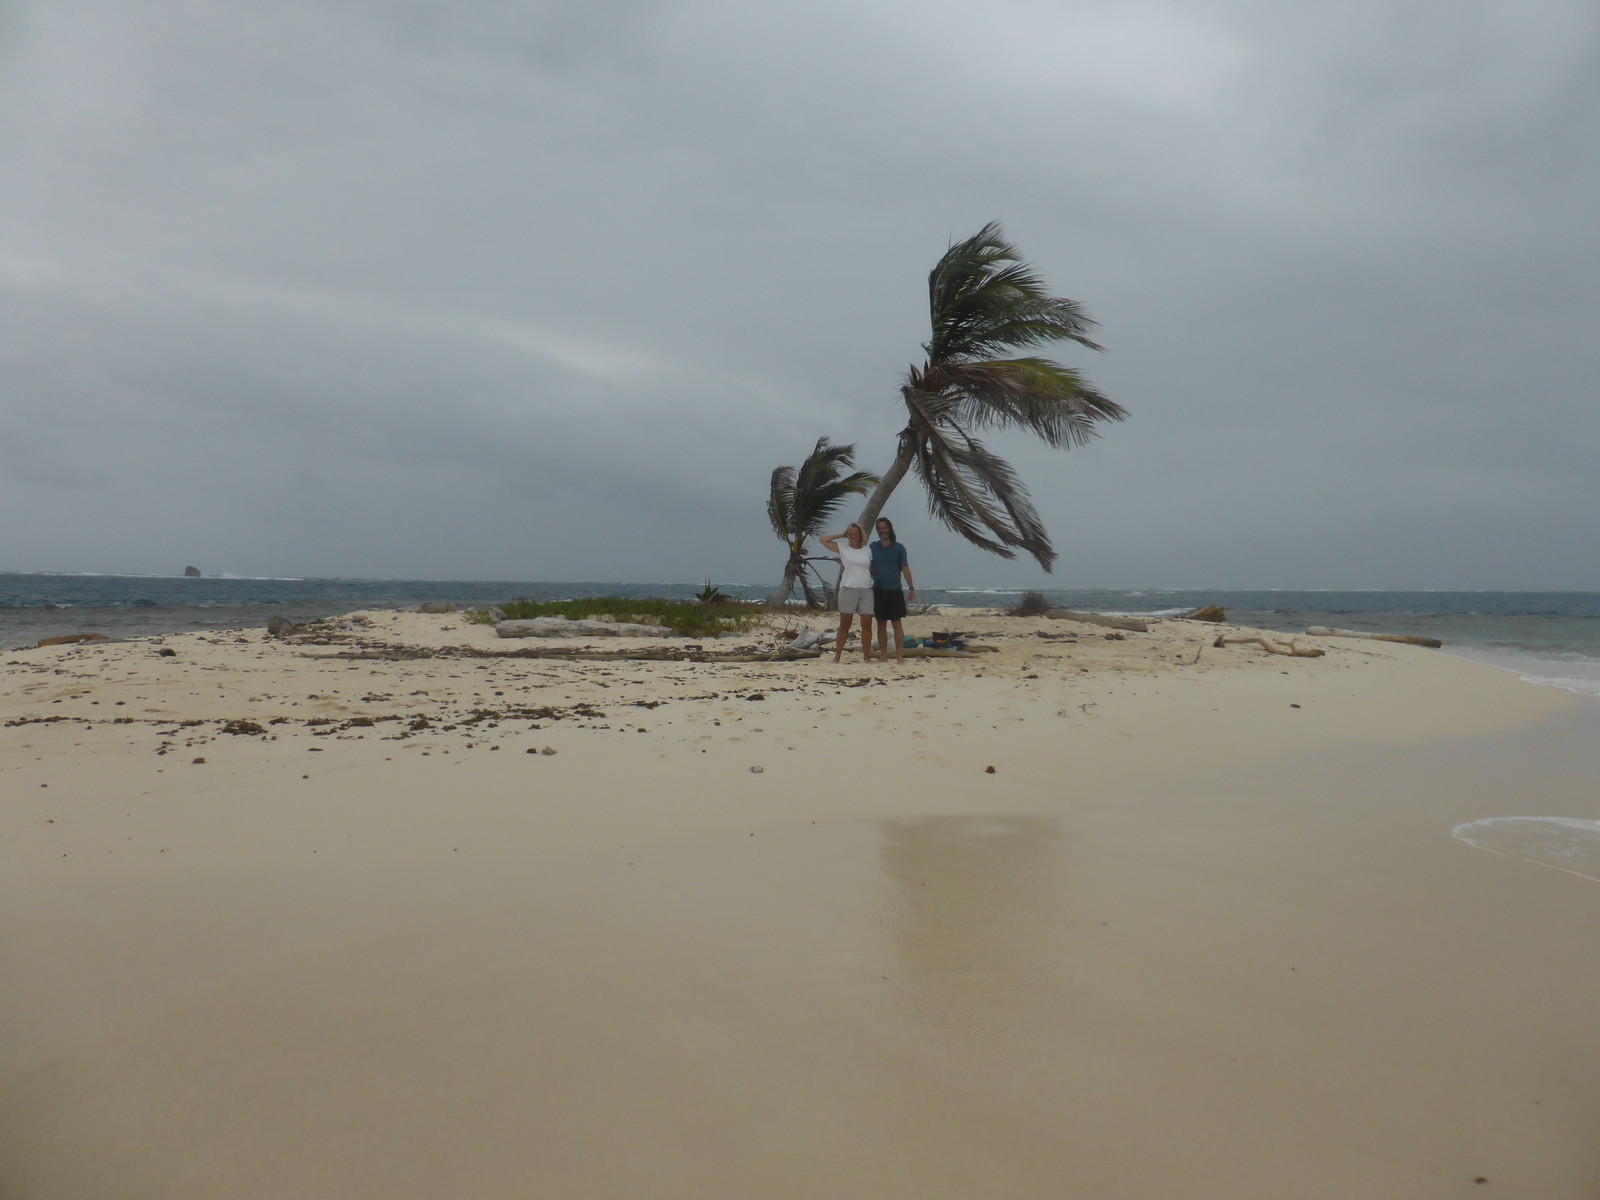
[267,616,294,638]
[157,647,178,657]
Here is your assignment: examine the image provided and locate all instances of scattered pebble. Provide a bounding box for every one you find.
[750,765,764,774]
[541,746,558,756]
[985,765,996,774]
[192,757,206,764]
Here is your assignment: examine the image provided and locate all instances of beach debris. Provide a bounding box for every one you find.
[157,647,178,657]
[1104,632,1125,640]
[1184,605,1227,622]
[1046,609,1150,632]
[496,617,674,639]
[787,629,833,652]
[220,719,267,736]
[267,616,295,638]
[750,765,764,773]
[192,756,206,764]
[540,746,557,755]
[1213,635,1325,658]
[985,765,996,774]
[1305,626,1442,648]
[36,633,110,647]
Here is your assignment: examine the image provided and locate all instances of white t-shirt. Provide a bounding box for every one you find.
[835,540,873,589]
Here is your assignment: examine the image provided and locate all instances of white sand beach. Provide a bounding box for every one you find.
[3,609,1598,1198]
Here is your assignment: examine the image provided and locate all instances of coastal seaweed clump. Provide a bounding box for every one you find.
[496,596,761,639]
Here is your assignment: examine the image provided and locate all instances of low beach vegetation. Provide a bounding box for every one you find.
[496,596,761,639]
[1005,590,1052,616]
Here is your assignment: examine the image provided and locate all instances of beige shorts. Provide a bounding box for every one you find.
[836,586,875,615]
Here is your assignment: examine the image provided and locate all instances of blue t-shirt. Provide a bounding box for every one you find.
[869,539,908,590]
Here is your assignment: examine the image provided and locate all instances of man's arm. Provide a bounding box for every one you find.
[901,550,915,599]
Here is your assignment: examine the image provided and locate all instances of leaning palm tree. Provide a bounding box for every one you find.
[856,222,1127,570]
[768,437,878,607]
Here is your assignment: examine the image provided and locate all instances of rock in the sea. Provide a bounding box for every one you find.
[37,633,110,647]
[1185,605,1227,622]
[184,565,201,577]
[417,602,456,614]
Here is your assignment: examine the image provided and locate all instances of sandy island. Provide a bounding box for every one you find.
[3,608,1598,1198]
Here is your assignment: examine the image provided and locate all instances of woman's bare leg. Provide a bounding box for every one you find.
[833,613,853,662]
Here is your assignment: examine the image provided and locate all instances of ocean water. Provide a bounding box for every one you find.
[3,575,1599,700]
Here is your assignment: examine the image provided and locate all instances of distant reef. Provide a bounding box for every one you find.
[183,565,201,577]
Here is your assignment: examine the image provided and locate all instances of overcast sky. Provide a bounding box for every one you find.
[3,0,1597,589]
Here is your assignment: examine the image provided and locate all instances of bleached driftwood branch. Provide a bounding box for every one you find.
[1046,610,1150,633]
[1305,626,1442,649]
[1213,635,1325,658]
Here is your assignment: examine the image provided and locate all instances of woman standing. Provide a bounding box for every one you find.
[817,523,875,663]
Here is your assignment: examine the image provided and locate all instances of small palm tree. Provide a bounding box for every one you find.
[768,437,878,607]
[856,222,1127,570]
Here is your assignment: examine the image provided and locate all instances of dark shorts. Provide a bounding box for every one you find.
[872,587,907,622]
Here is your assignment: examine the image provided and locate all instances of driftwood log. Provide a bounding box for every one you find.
[1046,609,1150,633]
[1305,626,1442,649]
[1213,635,1325,658]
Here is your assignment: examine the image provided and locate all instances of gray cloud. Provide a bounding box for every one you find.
[1,0,1596,586]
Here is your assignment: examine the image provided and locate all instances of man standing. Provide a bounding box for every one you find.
[869,517,916,663]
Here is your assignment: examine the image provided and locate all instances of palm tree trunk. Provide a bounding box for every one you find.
[856,438,915,531]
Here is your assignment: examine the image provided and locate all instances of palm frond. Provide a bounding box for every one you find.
[931,359,1127,449]
[786,437,878,538]
[925,222,1105,363]
[903,412,1057,570]
[767,465,797,541]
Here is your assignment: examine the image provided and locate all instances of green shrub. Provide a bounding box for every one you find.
[496,596,760,639]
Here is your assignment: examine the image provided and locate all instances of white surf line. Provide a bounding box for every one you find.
[1452,816,1600,883]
